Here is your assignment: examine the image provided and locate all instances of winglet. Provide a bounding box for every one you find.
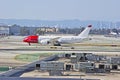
[88,25,92,28]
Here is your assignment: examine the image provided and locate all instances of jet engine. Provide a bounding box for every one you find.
[40,39,50,45]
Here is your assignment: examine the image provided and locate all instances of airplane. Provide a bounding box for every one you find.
[109,31,118,35]
[104,29,120,38]
[23,25,92,46]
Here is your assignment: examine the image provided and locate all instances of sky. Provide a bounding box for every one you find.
[0,0,120,21]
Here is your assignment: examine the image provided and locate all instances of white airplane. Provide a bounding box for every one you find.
[109,30,119,35]
[110,32,117,35]
[105,29,120,38]
[23,25,92,46]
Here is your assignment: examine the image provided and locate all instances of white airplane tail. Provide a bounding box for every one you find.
[78,25,92,38]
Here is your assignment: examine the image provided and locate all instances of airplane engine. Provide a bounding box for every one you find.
[40,39,50,45]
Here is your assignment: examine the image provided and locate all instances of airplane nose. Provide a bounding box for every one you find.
[23,37,29,42]
[23,35,38,43]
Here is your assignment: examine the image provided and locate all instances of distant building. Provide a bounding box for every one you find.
[0,26,9,35]
[28,27,37,35]
[34,27,59,35]
[0,25,59,36]
[40,27,59,32]
[9,24,21,35]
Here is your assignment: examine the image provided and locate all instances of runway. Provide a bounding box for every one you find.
[0,48,120,52]
[0,77,99,80]
[1,36,120,52]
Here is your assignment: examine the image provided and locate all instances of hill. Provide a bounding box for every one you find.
[0,19,119,28]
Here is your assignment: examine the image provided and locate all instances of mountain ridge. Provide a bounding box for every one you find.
[0,19,119,29]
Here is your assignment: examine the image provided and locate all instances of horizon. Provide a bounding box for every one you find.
[0,19,119,29]
[0,18,119,22]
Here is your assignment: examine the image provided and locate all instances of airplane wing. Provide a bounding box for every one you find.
[46,36,61,46]
[49,37,61,43]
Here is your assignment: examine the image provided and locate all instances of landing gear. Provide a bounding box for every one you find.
[71,47,74,49]
[54,43,61,46]
[28,42,31,46]
[53,41,61,46]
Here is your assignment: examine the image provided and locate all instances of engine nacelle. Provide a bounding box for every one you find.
[40,39,50,45]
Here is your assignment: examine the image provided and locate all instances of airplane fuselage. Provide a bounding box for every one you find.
[37,36,86,44]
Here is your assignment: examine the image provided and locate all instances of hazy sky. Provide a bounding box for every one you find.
[0,0,119,21]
